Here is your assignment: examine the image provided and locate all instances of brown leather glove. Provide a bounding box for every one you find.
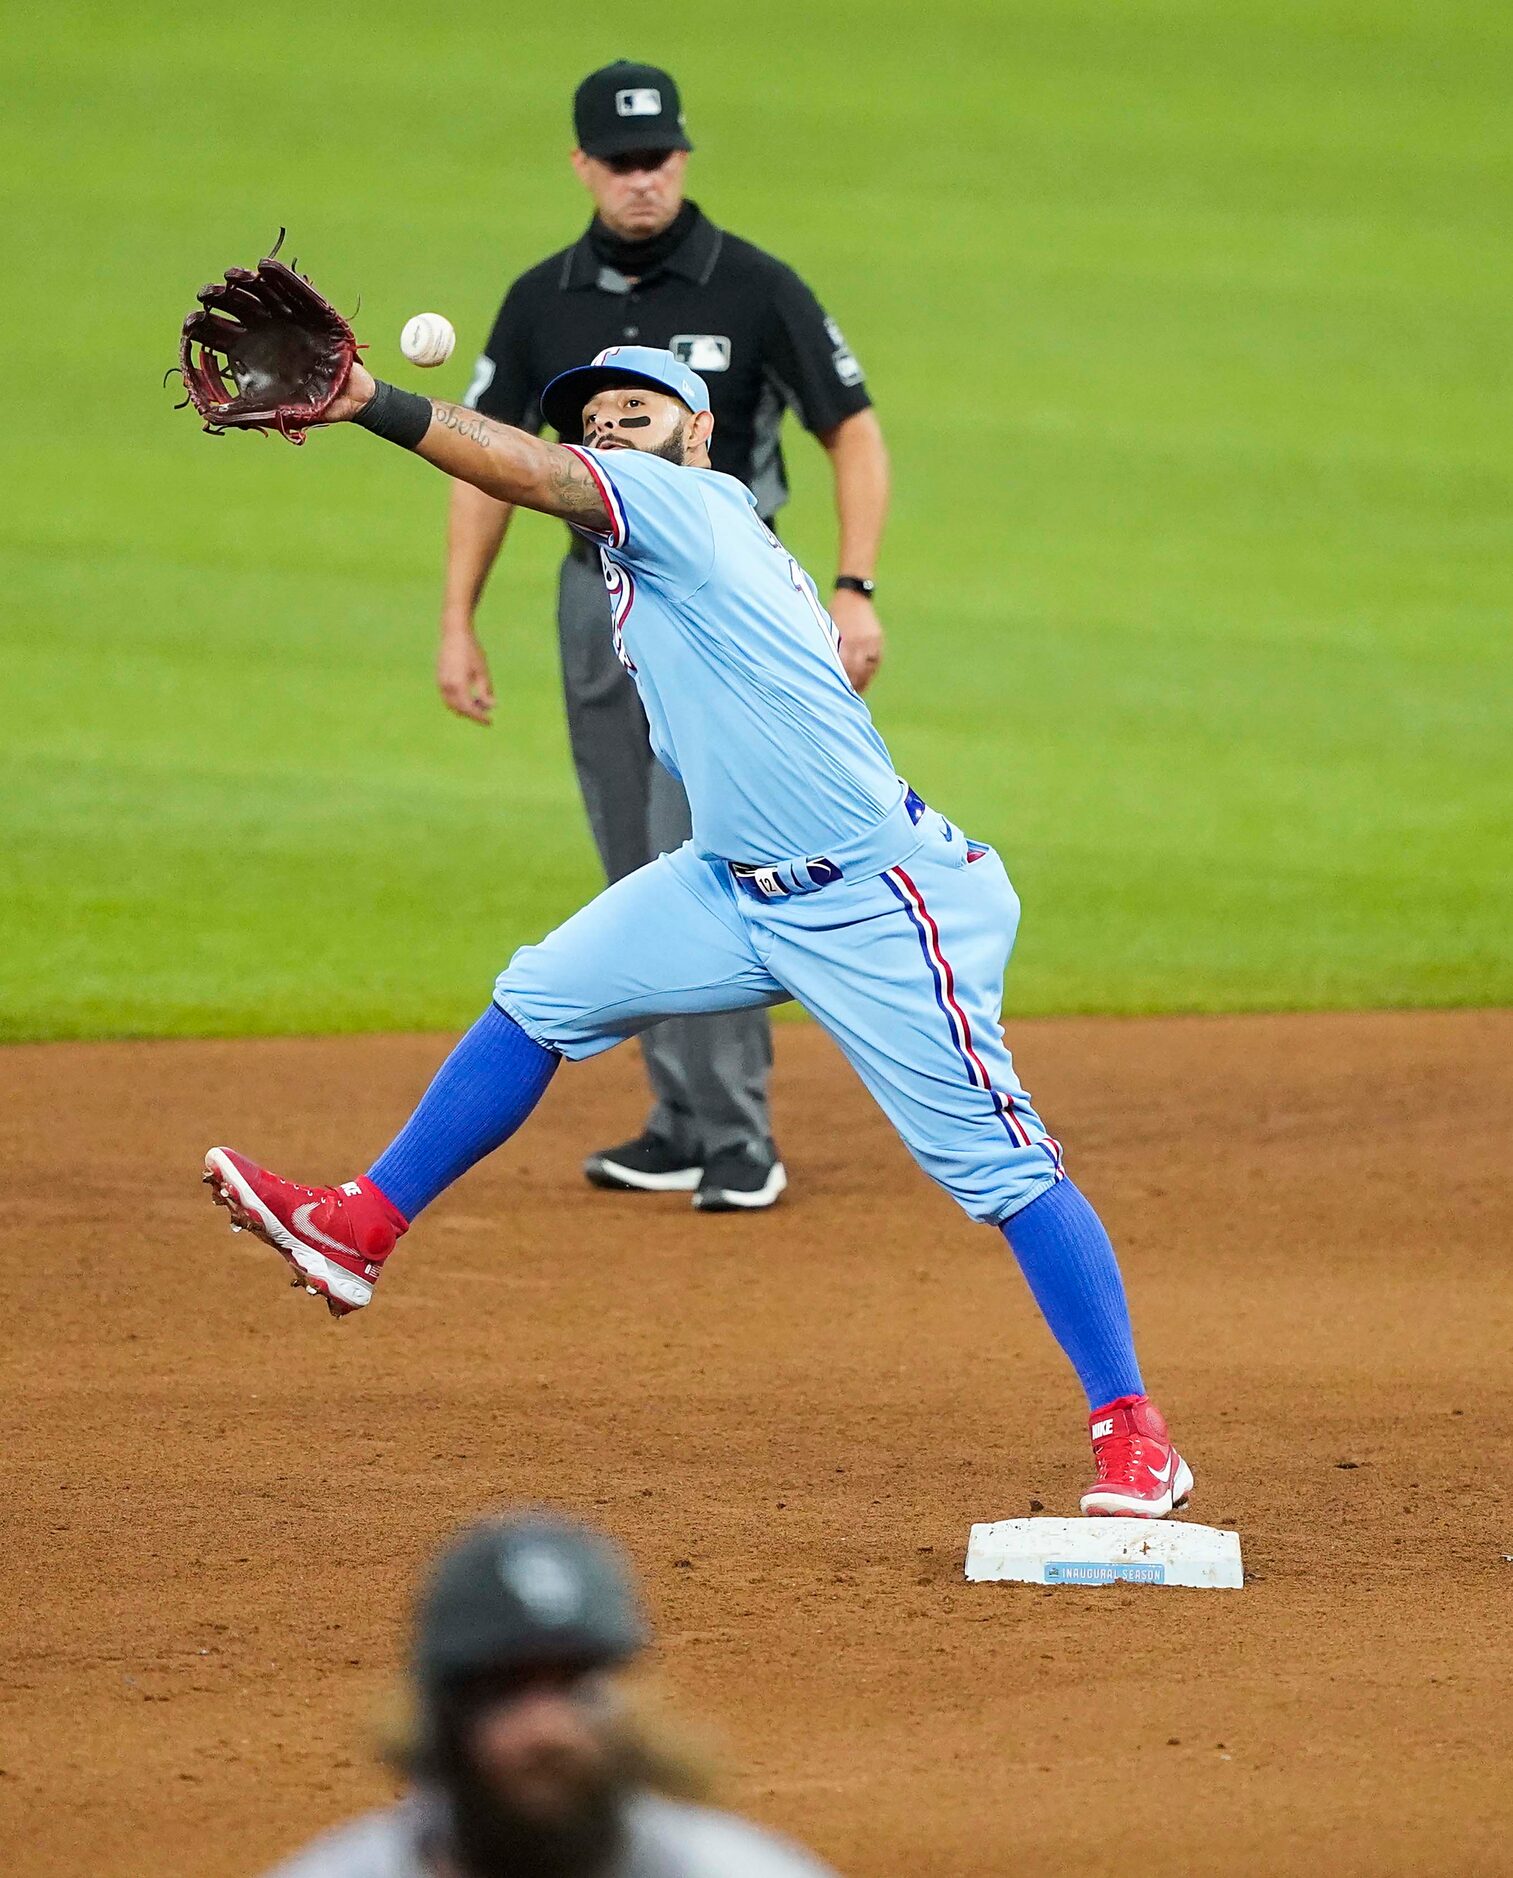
[178,232,358,443]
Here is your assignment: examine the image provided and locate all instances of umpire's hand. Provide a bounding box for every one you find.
[830,587,885,693]
[438,626,497,725]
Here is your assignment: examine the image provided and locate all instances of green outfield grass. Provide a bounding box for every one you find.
[3,0,1509,1039]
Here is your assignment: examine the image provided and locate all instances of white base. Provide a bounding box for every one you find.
[965,1516,1243,1590]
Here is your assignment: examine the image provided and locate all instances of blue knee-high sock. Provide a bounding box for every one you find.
[366,1004,559,1221]
[1000,1178,1144,1409]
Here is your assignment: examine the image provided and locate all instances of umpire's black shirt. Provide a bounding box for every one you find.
[464,203,871,519]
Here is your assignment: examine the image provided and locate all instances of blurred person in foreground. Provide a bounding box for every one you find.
[263,1512,838,1878]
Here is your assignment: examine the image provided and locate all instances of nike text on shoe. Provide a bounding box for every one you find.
[202,1148,407,1318]
[692,1146,788,1213]
[1080,1393,1195,1519]
[584,1133,704,1193]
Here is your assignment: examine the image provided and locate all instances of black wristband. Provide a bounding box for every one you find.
[834,575,876,599]
[352,380,433,449]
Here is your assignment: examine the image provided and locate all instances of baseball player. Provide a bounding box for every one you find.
[201,346,1193,1518]
[262,1511,840,1876]
[443,60,890,1213]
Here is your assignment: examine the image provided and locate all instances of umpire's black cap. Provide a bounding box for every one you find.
[413,1512,650,1693]
[574,61,693,159]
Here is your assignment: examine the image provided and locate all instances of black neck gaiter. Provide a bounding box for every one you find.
[587,200,699,279]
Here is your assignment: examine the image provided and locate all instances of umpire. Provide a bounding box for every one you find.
[439,60,890,1215]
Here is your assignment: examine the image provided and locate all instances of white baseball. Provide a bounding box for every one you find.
[400,312,456,368]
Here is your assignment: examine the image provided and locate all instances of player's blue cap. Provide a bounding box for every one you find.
[541,345,710,441]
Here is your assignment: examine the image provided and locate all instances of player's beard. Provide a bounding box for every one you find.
[424,1700,630,1878]
[444,1772,625,1878]
[649,420,689,466]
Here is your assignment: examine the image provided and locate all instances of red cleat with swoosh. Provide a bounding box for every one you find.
[1080,1393,1194,1518]
[202,1147,407,1317]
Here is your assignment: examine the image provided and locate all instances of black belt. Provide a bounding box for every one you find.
[730,855,845,900]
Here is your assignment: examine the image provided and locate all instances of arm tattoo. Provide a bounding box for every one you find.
[546,449,615,527]
[422,402,610,528]
[430,403,492,448]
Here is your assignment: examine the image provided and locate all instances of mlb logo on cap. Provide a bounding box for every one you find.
[616,87,662,117]
[574,61,694,159]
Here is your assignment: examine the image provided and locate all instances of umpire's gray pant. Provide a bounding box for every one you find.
[557,545,775,1161]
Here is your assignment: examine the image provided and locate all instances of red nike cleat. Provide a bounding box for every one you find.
[1080,1393,1194,1518]
[202,1147,407,1318]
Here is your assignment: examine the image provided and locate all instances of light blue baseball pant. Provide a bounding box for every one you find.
[495,807,1064,1226]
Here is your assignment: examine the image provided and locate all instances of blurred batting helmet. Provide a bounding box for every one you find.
[413,1511,650,1695]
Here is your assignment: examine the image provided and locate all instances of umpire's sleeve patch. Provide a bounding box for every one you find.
[825,318,864,388]
[462,355,497,410]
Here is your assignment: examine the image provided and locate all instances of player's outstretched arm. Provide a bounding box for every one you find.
[330,362,611,533]
[419,403,611,532]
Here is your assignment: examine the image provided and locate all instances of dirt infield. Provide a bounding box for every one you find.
[3,1011,1510,1877]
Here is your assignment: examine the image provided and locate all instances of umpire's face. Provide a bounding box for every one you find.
[570,146,689,241]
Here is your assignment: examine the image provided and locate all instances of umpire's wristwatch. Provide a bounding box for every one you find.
[834,576,876,599]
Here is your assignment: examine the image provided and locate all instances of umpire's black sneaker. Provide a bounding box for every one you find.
[584,1132,703,1193]
[692,1145,788,1213]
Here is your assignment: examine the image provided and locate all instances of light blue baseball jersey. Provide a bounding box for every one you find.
[562,443,903,865]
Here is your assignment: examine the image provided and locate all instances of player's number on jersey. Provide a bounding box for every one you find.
[756,520,854,691]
